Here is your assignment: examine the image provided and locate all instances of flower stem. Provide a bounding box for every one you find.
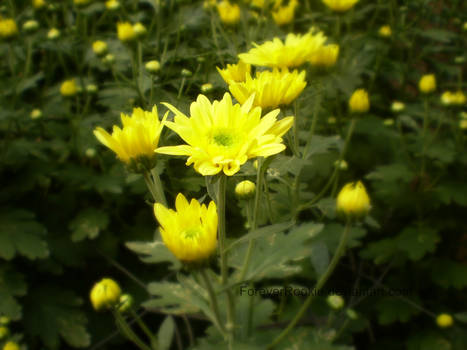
[143,169,167,206]
[113,310,152,350]
[267,222,351,349]
[199,268,227,337]
[129,308,158,349]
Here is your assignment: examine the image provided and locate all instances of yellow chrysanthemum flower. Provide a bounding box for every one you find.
[3,341,20,350]
[0,18,18,39]
[89,278,122,311]
[238,30,327,68]
[441,91,466,106]
[117,22,136,42]
[337,181,371,220]
[60,79,78,97]
[93,105,167,166]
[349,89,370,113]
[309,44,339,67]
[92,40,108,56]
[272,0,298,26]
[419,74,436,94]
[32,0,46,9]
[154,193,218,263]
[156,93,294,176]
[229,68,307,109]
[217,1,241,25]
[217,61,252,84]
[322,0,359,12]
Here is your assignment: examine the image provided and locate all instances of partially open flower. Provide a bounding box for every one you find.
[337,181,371,220]
[349,89,370,113]
[235,180,256,199]
[90,278,122,311]
[419,74,436,94]
[436,313,453,328]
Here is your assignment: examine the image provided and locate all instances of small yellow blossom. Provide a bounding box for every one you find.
[145,60,161,73]
[92,40,108,56]
[322,0,359,12]
[378,25,392,37]
[0,18,18,39]
[105,0,120,10]
[334,159,348,170]
[229,68,307,109]
[30,109,42,120]
[327,295,345,309]
[117,22,136,42]
[118,294,133,313]
[309,44,339,67]
[436,314,453,328]
[349,89,370,113]
[133,22,147,37]
[154,193,218,262]
[383,118,394,126]
[103,53,115,65]
[441,91,466,106]
[235,180,256,199]
[94,105,167,167]
[201,83,214,93]
[90,278,122,311]
[272,0,299,26]
[217,61,251,84]
[23,20,39,32]
[419,74,436,94]
[47,28,60,40]
[156,93,294,176]
[60,79,78,97]
[239,30,327,68]
[336,181,371,220]
[32,0,46,9]
[217,1,241,25]
[391,101,405,112]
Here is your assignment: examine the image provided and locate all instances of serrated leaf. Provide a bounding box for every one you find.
[0,209,49,260]
[435,182,467,206]
[158,316,175,350]
[126,239,182,270]
[430,259,467,289]
[69,208,109,242]
[397,226,439,261]
[360,238,397,265]
[24,287,90,349]
[310,241,329,277]
[376,297,420,325]
[0,266,27,320]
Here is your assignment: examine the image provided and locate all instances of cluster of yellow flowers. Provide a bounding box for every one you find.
[441,90,466,106]
[117,22,147,42]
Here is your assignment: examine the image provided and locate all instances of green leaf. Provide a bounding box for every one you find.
[69,208,109,242]
[454,312,467,323]
[406,331,451,350]
[435,182,467,206]
[360,238,397,264]
[158,316,175,350]
[126,239,182,270]
[24,287,90,349]
[310,241,330,277]
[416,28,457,43]
[397,226,440,261]
[430,259,467,289]
[376,297,420,325]
[0,266,27,320]
[0,209,49,260]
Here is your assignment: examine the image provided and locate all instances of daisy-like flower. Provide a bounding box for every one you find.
[238,30,327,68]
[156,93,294,176]
[228,68,307,109]
[217,1,241,25]
[309,44,340,67]
[154,193,218,263]
[322,0,359,12]
[217,60,251,84]
[272,0,299,26]
[93,106,167,168]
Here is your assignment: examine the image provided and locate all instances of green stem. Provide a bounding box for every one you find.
[143,170,167,206]
[24,37,33,78]
[113,310,152,350]
[129,308,158,349]
[267,222,351,349]
[199,269,227,337]
[421,97,429,174]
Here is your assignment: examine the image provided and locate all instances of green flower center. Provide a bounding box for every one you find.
[213,132,235,147]
[183,227,203,240]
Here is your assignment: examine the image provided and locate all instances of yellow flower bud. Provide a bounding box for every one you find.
[105,0,120,10]
[346,308,358,319]
[133,22,147,37]
[102,53,115,65]
[0,326,9,340]
[436,313,453,328]
[90,278,122,311]
[86,84,98,94]
[2,342,20,350]
[336,181,371,220]
[217,1,241,25]
[0,18,18,40]
[272,0,298,26]
[419,74,436,94]
[0,317,9,325]
[181,68,192,77]
[32,0,46,9]
[23,20,39,32]
[378,25,392,37]
[349,89,370,113]
[459,119,467,130]
[383,118,394,126]
[201,83,213,93]
[145,60,161,73]
[117,294,133,313]
[60,79,78,97]
[85,148,96,158]
[92,40,108,56]
[334,159,348,170]
[235,180,256,199]
[391,101,405,112]
[117,22,136,42]
[30,109,42,120]
[327,294,345,309]
[47,28,60,40]
[322,0,359,12]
